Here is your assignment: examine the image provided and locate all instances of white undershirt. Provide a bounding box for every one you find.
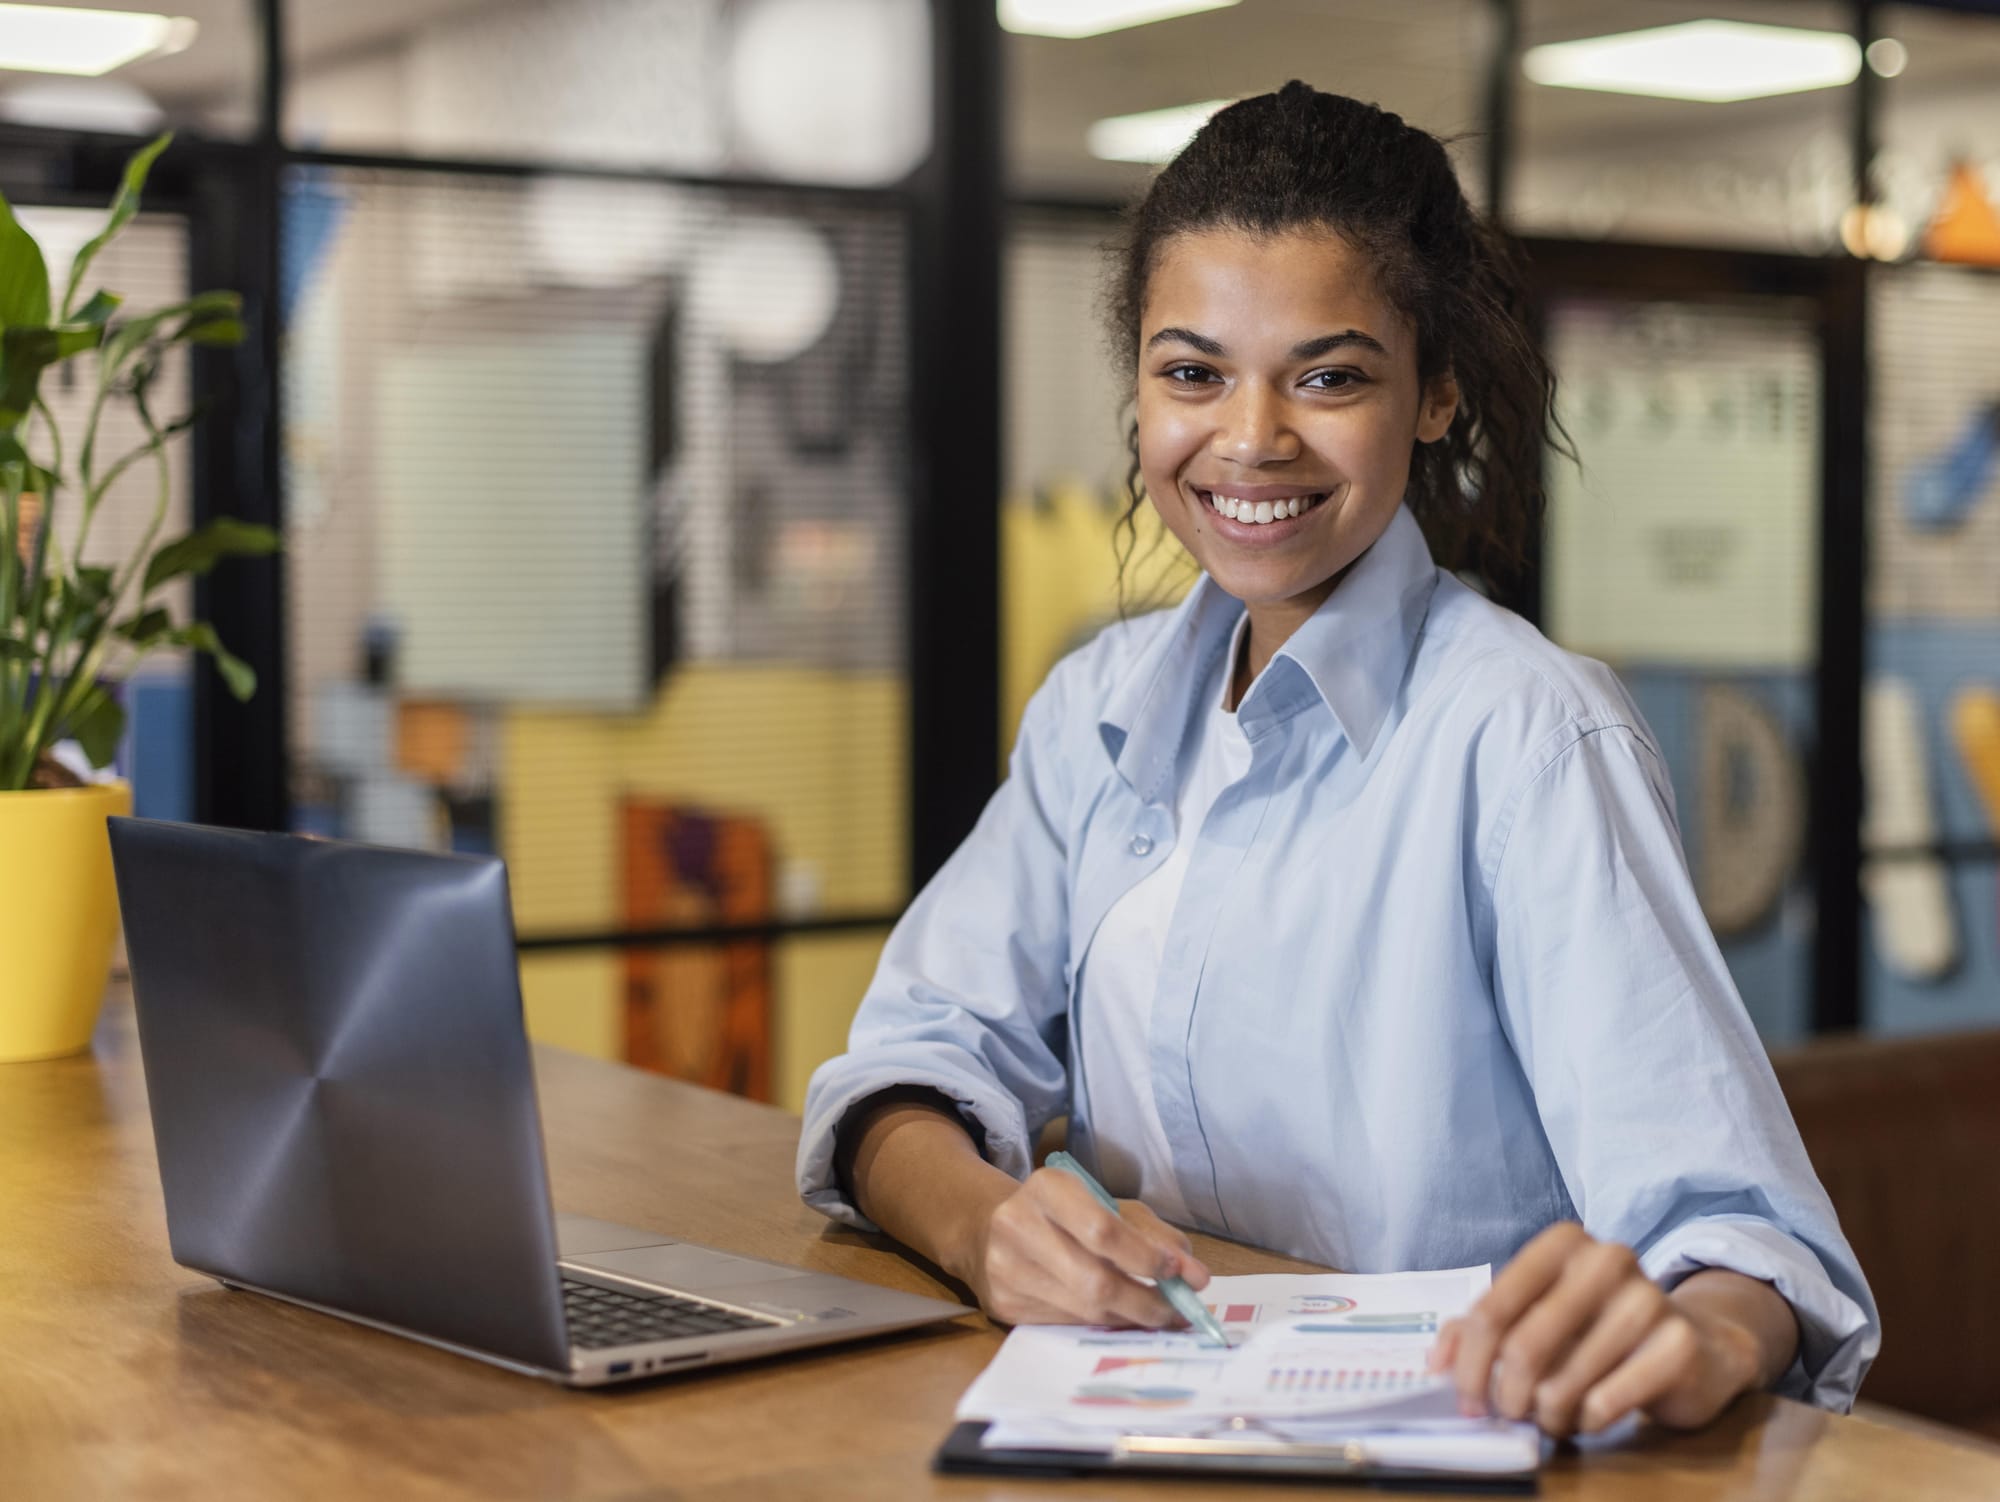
[1077,615,1253,1225]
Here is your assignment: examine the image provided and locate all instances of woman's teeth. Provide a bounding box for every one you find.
[1200,491,1326,525]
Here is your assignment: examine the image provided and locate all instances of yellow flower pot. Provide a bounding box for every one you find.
[0,781,133,1062]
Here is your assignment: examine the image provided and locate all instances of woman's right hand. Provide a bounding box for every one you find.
[959,1166,1211,1328]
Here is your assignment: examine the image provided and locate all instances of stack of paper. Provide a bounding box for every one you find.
[957,1266,1542,1477]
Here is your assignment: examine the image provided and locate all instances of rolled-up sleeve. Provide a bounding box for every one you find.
[1489,721,1880,1411]
[796,664,1080,1232]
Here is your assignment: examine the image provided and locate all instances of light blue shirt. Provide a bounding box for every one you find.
[797,504,1879,1409]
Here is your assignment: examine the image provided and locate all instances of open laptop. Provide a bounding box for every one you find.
[107,817,967,1386]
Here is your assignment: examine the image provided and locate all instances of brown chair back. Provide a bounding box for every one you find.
[1772,1027,2000,1425]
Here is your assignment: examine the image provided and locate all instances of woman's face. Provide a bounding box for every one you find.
[1136,226,1456,616]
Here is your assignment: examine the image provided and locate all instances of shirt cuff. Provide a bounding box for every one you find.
[1639,1215,1879,1412]
[795,1051,1041,1234]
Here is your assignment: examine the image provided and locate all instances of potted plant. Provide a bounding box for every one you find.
[1,134,279,1061]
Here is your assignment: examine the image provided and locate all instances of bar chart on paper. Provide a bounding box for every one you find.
[1264,1358,1431,1397]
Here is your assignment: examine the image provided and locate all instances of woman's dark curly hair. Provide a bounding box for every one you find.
[1106,80,1566,590]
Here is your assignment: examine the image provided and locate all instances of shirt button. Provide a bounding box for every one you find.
[1129,833,1154,857]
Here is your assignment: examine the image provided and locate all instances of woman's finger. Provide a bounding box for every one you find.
[1428,1318,1463,1374]
[1118,1198,1209,1286]
[996,1183,1180,1328]
[1036,1213,1183,1328]
[1577,1314,1704,1435]
[1529,1277,1669,1436]
[1489,1239,1644,1421]
[1451,1222,1588,1415]
[1030,1169,1189,1284]
[980,1231,1097,1327]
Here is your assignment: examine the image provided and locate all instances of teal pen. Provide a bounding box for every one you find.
[1044,1150,1232,1347]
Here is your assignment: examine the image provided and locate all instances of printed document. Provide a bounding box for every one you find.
[957,1266,1541,1476]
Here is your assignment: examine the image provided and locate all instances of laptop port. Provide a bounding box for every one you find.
[607,1362,632,1376]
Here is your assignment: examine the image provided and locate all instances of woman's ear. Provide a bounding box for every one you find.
[1417,371,1459,443]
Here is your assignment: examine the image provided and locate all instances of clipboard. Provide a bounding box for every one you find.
[935,1419,1540,1492]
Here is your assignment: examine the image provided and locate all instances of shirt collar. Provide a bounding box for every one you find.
[1098,504,1439,802]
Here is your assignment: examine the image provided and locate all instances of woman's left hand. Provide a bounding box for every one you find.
[1427,1222,1774,1437]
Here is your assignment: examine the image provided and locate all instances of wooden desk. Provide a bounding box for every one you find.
[7,990,1999,1501]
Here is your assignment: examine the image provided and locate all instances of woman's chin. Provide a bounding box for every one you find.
[1201,557,1338,610]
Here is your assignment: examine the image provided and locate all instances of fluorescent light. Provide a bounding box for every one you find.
[1088,98,1230,163]
[0,4,196,77]
[1000,0,1238,41]
[1523,20,1861,103]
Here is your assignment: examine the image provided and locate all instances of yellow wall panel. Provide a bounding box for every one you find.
[498,665,906,1085]
[773,931,891,1114]
[1001,486,1190,753]
[520,950,622,1060]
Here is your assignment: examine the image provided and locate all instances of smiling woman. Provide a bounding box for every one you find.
[798,80,1879,1444]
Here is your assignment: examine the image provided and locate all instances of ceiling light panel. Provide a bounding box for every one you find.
[1523,20,1863,103]
[0,4,195,77]
[1000,0,1239,41]
[1087,98,1231,163]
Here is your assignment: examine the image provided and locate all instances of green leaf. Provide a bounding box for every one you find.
[0,431,57,496]
[182,316,243,348]
[114,606,172,647]
[171,621,256,700]
[61,133,171,321]
[71,290,122,328]
[143,516,281,594]
[0,638,31,662]
[64,683,126,768]
[0,324,103,429]
[69,565,114,613]
[102,290,240,374]
[0,195,51,333]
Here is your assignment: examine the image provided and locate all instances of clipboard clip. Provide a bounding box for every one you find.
[1112,1414,1374,1471]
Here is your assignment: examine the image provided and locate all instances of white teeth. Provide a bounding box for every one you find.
[1205,491,1324,523]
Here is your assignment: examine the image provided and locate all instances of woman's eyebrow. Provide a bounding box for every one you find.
[1146,325,1226,356]
[1291,330,1389,360]
[1144,326,1390,359]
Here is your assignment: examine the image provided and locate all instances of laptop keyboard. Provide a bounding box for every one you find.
[562,1276,783,1349]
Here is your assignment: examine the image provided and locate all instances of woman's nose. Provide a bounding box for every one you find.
[1213,383,1300,465]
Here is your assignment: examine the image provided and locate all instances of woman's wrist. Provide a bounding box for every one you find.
[836,1089,1017,1283]
[933,1166,1018,1287]
[1669,1268,1800,1396]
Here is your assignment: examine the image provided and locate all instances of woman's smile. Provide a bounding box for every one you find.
[1188,480,1340,541]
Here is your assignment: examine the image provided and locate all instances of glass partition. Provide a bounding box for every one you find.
[1542,295,1823,1043]
[282,166,912,1104]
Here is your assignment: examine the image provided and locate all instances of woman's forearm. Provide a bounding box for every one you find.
[835,1091,1022,1284]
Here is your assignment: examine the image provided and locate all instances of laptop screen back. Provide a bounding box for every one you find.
[108,820,572,1373]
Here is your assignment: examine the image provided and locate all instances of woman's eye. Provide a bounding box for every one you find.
[1164,364,1215,385]
[1306,369,1362,391]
